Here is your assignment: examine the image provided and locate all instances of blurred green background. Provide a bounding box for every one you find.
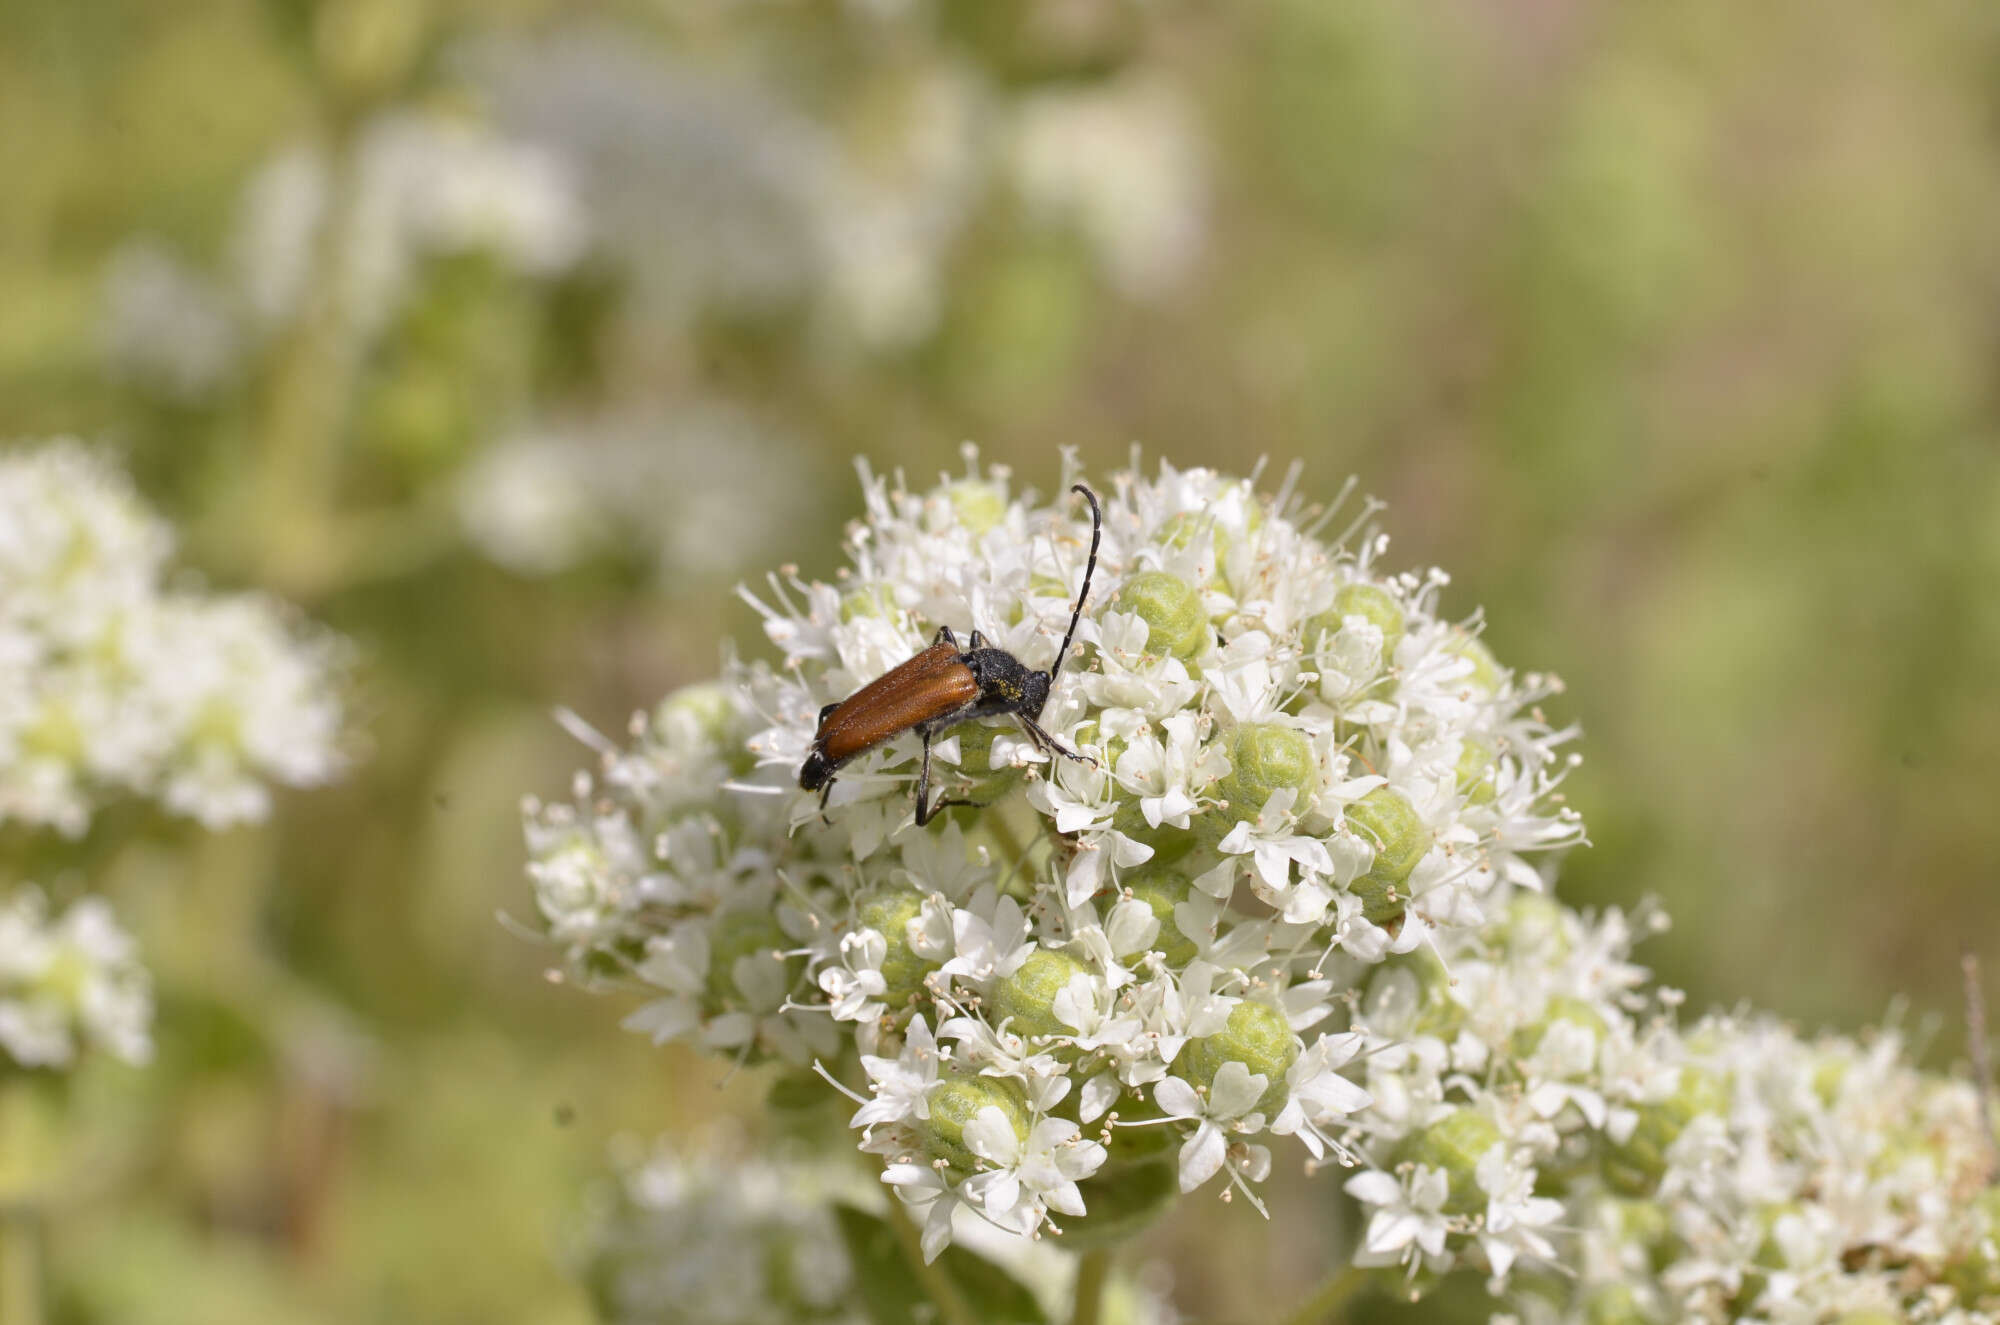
[5,0,1998,1319]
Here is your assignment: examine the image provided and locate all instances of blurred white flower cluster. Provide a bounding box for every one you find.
[456,403,814,582]
[0,441,346,834]
[576,1143,863,1325]
[235,112,588,336]
[525,456,1999,1319]
[576,1138,1179,1325]
[0,888,151,1070]
[103,110,587,398]
[476,35,1207,349]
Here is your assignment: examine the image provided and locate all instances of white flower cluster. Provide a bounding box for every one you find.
[235,112,589,336]
[0,887,152,1070]
[576,1143,864,1325]
[524,457,1571,1248]
[522,458,1996,1319]
[103,111,588,398]
[476,34,1206,349]
[456,402,813,583]
[574,1139,1180,1325]
[0,441,346,834]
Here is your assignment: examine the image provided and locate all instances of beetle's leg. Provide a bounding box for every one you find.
[913,732,938,825]
[817,702,840,727]
[816,773,836,826]
[1018,716,1093,765]
[932,626,959,648]
[913,730,984,826]
[967,629,989,649]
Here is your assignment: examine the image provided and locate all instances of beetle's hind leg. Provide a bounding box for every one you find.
[912,729,986,826]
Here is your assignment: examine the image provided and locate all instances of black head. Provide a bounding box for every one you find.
[1018,668,1052,718]
[1048,483,1103,684]
[798,748,833,792]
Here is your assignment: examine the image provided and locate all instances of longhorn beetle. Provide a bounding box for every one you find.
[798,483,1103,825]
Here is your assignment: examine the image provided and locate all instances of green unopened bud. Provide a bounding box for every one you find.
[655,683,735,744]
[1514,994,1607,1060]
[948,722,1026,801]
[853,887,936,1008]
[1448,633,1504,695]
[1182,1000,1297,1116]
[838,585,900,622]
[1344,786,1431,923]
[1061,1155,1178,1249]
[1364,948,1461,1039]
[922,1074,1030,1173]
[1400,1108,1504,1214]
[1218,723,1318,825]
[1603,1068,1728,1196]
[1156,512,1234,580]
[1122,868,1197,966]
[1117,571,1209,660]
[1455,737,1497,805]
[705,909,798,1008]
[945,481,1009,535]
[990,948,1090,1041]
[1309,583,1406,659]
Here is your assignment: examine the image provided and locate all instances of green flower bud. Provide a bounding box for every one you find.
[1060,1155,1178,1249]
[1501,893,1570,957]
[922,1074,1031,1173]
[655,683,736,745]
[1364,948,1461,1039]
[705,909,797,1009]
[1122,868,1197,966]
[1344,786,1432,923]
[1116,571,1209,660]
[1399,1108,1504,1214]
[990,948,1091,1041]
[852,887,936,1008]
[1217,723,1318,824]
[1513,994,1608,1060]
[948,722,1026,801]
[838,585,900,622]
[1182,1000,1298,1116]
[945,480,1010,535]
[1448,633,1505,695]
[1308,582,1406,658]
[1156,512,1234,581]
[1455,736,1497,805]
[1603,1068,1728,1196]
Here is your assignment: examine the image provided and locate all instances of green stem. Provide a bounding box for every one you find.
[883,1197,979,1325]
[1279,1264,1369,1325]
[1070,1247,1112,1325]
[0,1080,44,1325]
[244,115,367,600]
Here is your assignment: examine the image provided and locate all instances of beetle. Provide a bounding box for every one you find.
[798,483,1103,825]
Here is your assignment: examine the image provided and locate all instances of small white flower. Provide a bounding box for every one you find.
[1345,1164,1454,1270]
[1155,1061,1268,1193]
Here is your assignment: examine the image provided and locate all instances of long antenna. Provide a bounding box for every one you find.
[1050,483,1102,680]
